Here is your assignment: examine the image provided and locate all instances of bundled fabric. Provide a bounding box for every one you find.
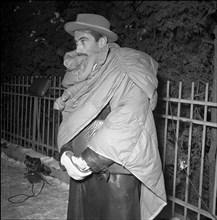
[58,43,167,219]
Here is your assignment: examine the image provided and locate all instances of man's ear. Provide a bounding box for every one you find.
[99,36,107,48]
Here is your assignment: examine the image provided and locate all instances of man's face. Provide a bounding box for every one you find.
[74,31,101,56]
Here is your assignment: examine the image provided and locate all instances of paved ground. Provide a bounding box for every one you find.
[1,152,69,220]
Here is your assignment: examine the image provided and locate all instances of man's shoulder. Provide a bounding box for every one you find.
[109,44,158,74]
[110,44,138,56]
[112,45,151,61]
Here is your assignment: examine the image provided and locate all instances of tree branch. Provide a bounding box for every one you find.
[201,39,214,45]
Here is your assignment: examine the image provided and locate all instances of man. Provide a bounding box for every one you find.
[58,13,167,220]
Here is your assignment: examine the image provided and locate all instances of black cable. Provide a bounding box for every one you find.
[33,171,62,186]
[8,173,45,204]
[7,171,61,204]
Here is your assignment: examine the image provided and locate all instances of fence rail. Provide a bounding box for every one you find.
[1,76,63,159]
[1,76,217,220]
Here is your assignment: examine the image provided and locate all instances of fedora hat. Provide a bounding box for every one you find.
[64,14,118,42]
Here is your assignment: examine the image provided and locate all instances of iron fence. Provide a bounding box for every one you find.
[1,76,217,220]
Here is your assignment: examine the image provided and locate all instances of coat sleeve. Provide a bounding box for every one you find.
[81,147,114,173]
[59,141,114,173]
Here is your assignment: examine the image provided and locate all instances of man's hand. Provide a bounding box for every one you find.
[60,151,92,180]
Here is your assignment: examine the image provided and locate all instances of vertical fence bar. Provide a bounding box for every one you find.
[42,98,46,147]
[172,82,182,215]
[18,76,21,143]
[15,77,18,144]
[184,82,195,219]
[0,81,2,138]
[28,93,33,148]
[6,81,9,140]
[46,92,51,148]
[6,82,9,140]
[29,76,34,148]
[17,77,19,142]
[163,81,170,171]
[10,78,13,142]
[0,79,4,139]
[17,76,21,144]
[52,77,56,148]
[20,76,25,144]
[197,83,209,219]
[213,156,217,215]
[32,97,38,151]
[37,98,42,152]
[9,80,11,140]
[24,76,28,146]
[12,77,16,142]
[2,82,4,139]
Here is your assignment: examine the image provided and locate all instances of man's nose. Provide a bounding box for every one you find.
[76,43,83,53]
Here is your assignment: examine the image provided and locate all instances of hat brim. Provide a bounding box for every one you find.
[64,21,118,43]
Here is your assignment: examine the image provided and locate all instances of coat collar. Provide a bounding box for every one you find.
[94,43,119,70]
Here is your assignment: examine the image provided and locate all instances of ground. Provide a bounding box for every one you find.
[1,141,180,220]
[1,152,69,220]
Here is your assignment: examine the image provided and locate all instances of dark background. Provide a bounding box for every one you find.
[1,1,217,96]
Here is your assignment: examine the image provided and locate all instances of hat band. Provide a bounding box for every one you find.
[71,21,114,34]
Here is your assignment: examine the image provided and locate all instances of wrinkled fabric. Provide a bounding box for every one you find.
[54,49,102,111]
[58,43,158,144]
[60,45,110,115]
[58,43,167,219]
[62,48,107,86]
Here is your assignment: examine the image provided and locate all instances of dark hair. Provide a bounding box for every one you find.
[88,30,104,42]
[78,29,106,42]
